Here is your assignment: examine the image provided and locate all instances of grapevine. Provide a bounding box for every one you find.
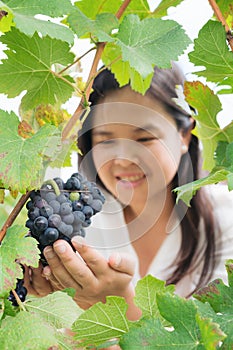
[0,0,232,348]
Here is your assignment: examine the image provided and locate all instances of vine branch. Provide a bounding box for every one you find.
[61,0,133,141]
[0,191,31,243]
[208,0,233,51]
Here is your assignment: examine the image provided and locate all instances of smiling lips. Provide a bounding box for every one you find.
[116,173,145,187]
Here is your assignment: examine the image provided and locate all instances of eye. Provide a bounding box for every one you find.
[137,137,158,143]
[94,139,115,145]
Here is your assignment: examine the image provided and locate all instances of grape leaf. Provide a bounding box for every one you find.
[115,15,191,79]
[0,110,62,192]
[188,20,233,93]
[134,275,175,319]
[67,9,118,41]
[0,312,58,349]
[184,81,232,170]
[26,291,83,329]
[0,0,74,42]
[152,0,184,18]
[194,261,233,349]
[74,0,151,20]
[72,296,130,347]
[174,168,230,206]
[0,27,75,110]
[102,43,153,94]
[120,293,225,349]
[0,225,40,298]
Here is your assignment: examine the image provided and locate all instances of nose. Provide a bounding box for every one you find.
[112,140,139,166]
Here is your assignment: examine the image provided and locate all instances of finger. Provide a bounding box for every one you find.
[42,265,65,291]
[44,241,93,289]
[108,252,135,276]
[71,236,109,277]
[25,264,53,296]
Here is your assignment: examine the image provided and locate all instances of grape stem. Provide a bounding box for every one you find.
[11,289,26,311]
[0,191,31,243]
[43,179,61,196]
[208,0,233,51]
[61,0,133,141]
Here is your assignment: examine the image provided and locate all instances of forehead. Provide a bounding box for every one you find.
[91,87,177,130]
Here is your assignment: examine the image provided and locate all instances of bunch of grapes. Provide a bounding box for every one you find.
[35,104,71,127]
[25,172,105,265]
[8,266,27,307]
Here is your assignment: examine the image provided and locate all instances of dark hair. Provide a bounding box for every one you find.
[78,65,217,295]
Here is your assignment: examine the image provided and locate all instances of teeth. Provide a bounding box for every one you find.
[118,175,144,182]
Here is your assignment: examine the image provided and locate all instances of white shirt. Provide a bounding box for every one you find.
[85,184,233,297]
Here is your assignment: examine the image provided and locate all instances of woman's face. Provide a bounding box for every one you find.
[90,87,190,209]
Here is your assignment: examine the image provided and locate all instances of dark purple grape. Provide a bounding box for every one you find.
[80,193,93,205]
[28,207,40,220]
[73,210,85,223]
[60,202,72,215]
[62,213,74,225]
[53,177,64,189]
[34,197,48,209]
[72,200,84,211]
[40,205,53,218]
[64,177,81,190]
[48,200,60,214]
[91,199,103,213]
[82,205,94,219]
[40,228,59,245]
[34,216,48,231]
[48,214,62,228]
[25,219,34,230]
[56,194,68,204]
[44,192,57,203]
[26,200,33,210]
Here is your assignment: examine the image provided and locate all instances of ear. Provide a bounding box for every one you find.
[179,120,194,155]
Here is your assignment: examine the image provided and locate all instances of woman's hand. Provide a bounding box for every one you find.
[24,262,54,297]
[42,236,141,319]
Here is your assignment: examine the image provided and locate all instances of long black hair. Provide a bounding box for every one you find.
[77,64,218,295]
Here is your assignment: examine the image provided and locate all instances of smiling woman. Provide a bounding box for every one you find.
[25,64,233,321]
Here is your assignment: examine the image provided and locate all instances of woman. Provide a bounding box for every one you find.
[25,64,233,320]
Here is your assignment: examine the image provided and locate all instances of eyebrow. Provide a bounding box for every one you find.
[92,124,160,136]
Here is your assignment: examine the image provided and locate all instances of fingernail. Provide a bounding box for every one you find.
[113,253,121,267]
[44,247,55,259]
[71,236,85,249]
[43,266,51,278]
[55,243,66,254]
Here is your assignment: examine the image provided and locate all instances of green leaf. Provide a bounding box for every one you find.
[188,20,233,93]
[194,267,233,349]
[196,314,226,350]
[0,225,40,297]
[153,0,184,18]
[134,275,175,319]
[74,0,151,20]
[0,110,61,192]
[26,291,83,329]
[115,15,191,79]
[72,296,130,347]
[102,43,153,94]
[184,81,226,171]
[0,312,58,349]
[0,0,74,42]
[68,9,118,41]
[174,168,230,206]
[121,293,225,349]
[0,28,75,110]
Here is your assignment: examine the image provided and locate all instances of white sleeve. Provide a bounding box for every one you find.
[208,184,233,284]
